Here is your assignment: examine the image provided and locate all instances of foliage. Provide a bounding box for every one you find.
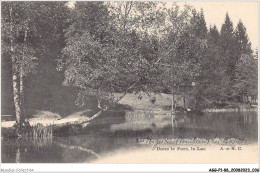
[60,2,257,109]
[1,2,39,76]
[1,1,257,122]
[232,20,255,102]
[234,54,257,101]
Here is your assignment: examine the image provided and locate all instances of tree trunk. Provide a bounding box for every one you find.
[10,5,22,127]
[12,63,22,126]
[183,95,186,109]
[171,91,175,113]
[20,70,24,118]
[88,109,103,121]
[20,30,27,119]
[195,94,198,110]
[171,90,176,130]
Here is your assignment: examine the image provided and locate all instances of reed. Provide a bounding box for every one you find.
[5,121,54,139]
[32,123,53,139]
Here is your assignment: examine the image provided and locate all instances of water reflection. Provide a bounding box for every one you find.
[171,116,178,138]
[15,145,20,163]
[55,142,100,159]
[2,111,257,163]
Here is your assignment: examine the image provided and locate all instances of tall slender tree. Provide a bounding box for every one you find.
[1,2,69,128]
[233,20,255,102]
[2,2,38,127]
[219,13,237,101]
[234,20,252,55]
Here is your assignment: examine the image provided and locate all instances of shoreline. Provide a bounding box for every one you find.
[1,116,91,129]
[203,107,257,113]
[1,107,257,129]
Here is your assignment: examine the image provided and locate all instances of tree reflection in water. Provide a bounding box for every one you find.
[14,135,53,163]
[2,111,257,163]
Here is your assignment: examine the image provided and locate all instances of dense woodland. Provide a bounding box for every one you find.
[1,2,258,128]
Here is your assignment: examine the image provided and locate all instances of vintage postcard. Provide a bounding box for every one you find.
[1,1,259,172]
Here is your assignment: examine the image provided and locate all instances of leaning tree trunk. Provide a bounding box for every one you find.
[10,5,22,128]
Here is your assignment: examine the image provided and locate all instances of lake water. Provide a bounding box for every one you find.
[1,111,258,163]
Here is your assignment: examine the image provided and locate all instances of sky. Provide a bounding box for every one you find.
[178,1,258,50]
[67,1,258,50]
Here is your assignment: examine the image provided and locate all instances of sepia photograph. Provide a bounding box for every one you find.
[0,0,259,171]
